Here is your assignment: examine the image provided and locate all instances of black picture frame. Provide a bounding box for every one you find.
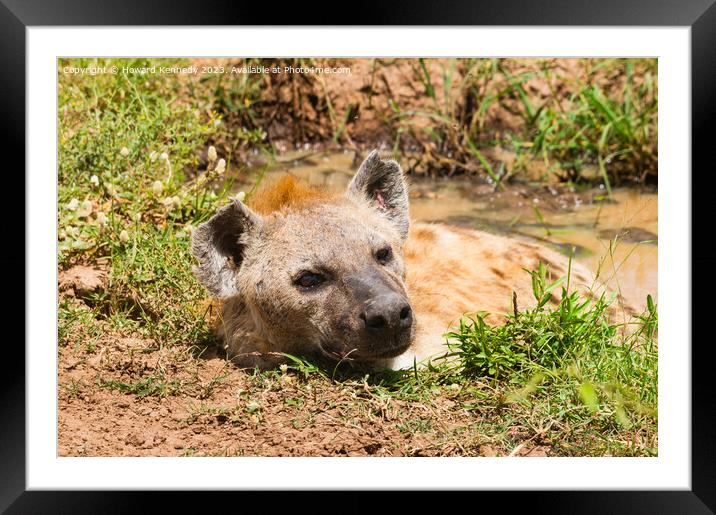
[3,0,714,512]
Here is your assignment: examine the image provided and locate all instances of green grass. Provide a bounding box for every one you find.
[58,57,235,348]
[443,263,657,437]
[98,374,184,398]
[524,59,657,188]
[383,58,657,187]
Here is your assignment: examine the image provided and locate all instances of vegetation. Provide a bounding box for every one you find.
[283,264,657,456]
[57,57,657,457]
[385,58,657,187]
[204,57,658,188]
[58,57,233,348]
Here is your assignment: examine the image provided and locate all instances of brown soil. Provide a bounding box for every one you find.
[234,58,589,150]
[59,323,535,457]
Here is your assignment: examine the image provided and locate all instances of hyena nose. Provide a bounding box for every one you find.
[361,295,413,332]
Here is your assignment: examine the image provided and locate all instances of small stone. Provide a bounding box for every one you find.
[77,200,93,218]
[58,265,106,296]
[480,445,499,457]
[125,432,147,447]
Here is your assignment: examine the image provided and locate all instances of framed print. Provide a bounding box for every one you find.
[3,0,715,512]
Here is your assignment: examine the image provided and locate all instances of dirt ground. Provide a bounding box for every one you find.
[58,320,551,457]
[58,265,555,457]
[237,58,596,147]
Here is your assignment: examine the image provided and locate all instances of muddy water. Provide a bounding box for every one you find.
[236,151,657,311]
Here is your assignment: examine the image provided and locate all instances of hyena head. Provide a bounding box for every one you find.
[191,150,415,363]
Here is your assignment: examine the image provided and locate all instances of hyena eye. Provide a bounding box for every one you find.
[376,247,392,264]
[295,272,325,289]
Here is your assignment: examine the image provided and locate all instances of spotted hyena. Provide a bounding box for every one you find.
[192,150,611,370]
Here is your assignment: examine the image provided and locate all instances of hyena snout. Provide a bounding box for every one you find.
[360,294,413,334]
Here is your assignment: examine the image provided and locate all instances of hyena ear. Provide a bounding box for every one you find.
[191,197,262,298]
[346,149,409,240]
